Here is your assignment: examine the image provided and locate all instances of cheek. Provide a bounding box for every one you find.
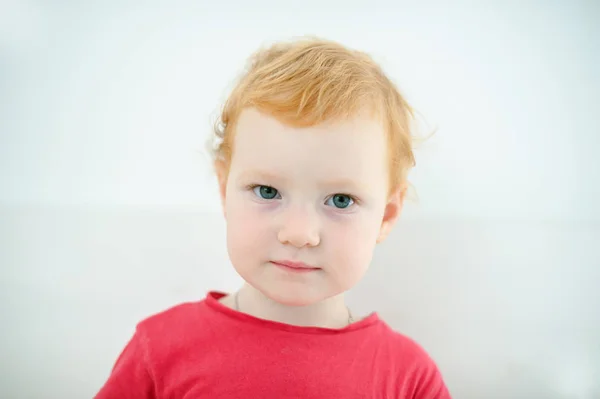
[329,209,381,246]
[225,198,271,268]
[325,213,381,274]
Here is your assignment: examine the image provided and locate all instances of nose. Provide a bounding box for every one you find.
[277,206,321,248]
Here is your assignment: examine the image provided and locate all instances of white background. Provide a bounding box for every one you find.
[1,1,599,398]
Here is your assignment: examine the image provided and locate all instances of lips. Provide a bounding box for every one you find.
[271,260,320,272]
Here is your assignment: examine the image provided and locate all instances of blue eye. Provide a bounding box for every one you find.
[253,185,280,200]
[326,194,354,209]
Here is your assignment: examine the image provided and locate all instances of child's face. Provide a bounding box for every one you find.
[217,108,403,306]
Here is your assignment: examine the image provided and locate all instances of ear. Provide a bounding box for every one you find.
[214,160,228,217]
[376,185,406,243]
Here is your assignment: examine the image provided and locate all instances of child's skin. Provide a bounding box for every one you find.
[216,107,405,329]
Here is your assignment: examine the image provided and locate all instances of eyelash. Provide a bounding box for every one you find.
[246,184,359,207]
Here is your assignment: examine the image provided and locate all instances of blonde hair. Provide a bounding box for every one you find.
[210,36,416,193]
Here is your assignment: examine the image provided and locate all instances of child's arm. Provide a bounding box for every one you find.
[94,330,156,399]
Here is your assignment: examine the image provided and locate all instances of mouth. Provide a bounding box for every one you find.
[270,260,321,273]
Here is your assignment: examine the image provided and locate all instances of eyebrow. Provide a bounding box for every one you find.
[236,170,366,193]
[317,178,365,193]
[236,170,284,185]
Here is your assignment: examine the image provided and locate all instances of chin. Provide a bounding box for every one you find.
[260,284,325,307]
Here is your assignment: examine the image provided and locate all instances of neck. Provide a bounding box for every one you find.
[233,283,351,329]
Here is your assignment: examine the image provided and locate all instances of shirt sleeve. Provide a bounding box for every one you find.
[411,355,452,399]
[94,329,156,399]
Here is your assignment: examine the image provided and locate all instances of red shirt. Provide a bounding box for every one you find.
[95,292,451,398]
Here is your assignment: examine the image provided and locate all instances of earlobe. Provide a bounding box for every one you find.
[376,186,406,243]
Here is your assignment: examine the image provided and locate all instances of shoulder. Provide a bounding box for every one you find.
[137,300,205,334]
[96,300,211,398]
[376,321,433,361]
[376,322,452,398]
[133,299,210,358]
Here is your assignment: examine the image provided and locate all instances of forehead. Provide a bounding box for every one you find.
[230,108,388,185]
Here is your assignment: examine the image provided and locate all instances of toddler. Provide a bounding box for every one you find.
[95,36,451,398]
